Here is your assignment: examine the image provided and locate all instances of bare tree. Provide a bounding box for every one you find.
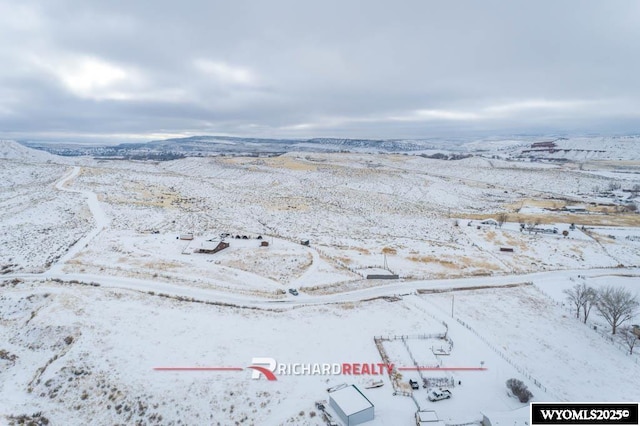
[563,282,596,322]
[564,283,585,319]
[582,286,597,323]
[607,181,622,191]
[596,286,639,334]
[526,220,540,234]
[497,213,508,228]
[619,326,639,355]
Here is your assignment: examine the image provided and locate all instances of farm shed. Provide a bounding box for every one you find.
[531,141,556,149]
[195,241,229,254]
[415,410,445,426]
[564,205,587,213]
[329,385,374,425]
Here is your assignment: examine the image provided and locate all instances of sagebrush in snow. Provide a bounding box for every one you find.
[506,378,533,403]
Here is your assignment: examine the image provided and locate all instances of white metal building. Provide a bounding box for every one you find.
[416,410,446,426]
[482,407,530,426]
[329,385,374,425]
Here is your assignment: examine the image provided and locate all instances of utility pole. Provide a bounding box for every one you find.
[451,294,454,318]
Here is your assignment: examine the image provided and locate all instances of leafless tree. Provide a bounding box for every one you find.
[563,282,596,322]
[564,283,585,319]
[619,326,639,355]
[607,181,622,191]
[525,220,540,234]
[596,286,639,334]
[582,286,598,323]
[497,213,508,228]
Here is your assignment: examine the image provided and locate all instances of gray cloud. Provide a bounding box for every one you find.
[1,0,639,142]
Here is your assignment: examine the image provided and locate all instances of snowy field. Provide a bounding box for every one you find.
[0,160,92,273]
[1,140,640,425]
[0,280,556,425]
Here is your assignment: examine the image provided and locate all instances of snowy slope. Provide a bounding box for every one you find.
[0,140,68,163]
[512,136,640,161]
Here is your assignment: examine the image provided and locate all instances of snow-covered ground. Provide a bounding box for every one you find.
[1,140,640,425]
[0,160,92,273]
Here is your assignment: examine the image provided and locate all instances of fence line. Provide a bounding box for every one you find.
[454,318,553,397]
[375,333,447,341]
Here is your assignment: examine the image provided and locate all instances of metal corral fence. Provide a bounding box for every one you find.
[374,332,456,410]
[374,336,418,408]
[374,333,447,341]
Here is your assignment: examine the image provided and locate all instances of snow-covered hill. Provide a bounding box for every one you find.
[23,134,640,162]
[510,136,640,161]
[0,140,66,163]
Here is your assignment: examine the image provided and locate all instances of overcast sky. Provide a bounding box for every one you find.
[1,0,639,142]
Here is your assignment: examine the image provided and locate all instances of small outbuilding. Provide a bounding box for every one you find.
[195,241,229,254]
[366,274,399,280]
[482,407,530,426]
[416,410,446,426]
[329,385,374,425]
[564,205,587,213]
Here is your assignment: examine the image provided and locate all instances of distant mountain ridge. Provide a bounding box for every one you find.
[17,134,640,161]
[24,135,461,158]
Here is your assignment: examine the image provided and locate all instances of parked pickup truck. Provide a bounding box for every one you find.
[428,389,452,401]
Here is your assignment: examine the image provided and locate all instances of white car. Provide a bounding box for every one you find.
[428,389,452,401]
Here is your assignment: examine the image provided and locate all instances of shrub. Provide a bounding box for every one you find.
[506,378,533,403]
